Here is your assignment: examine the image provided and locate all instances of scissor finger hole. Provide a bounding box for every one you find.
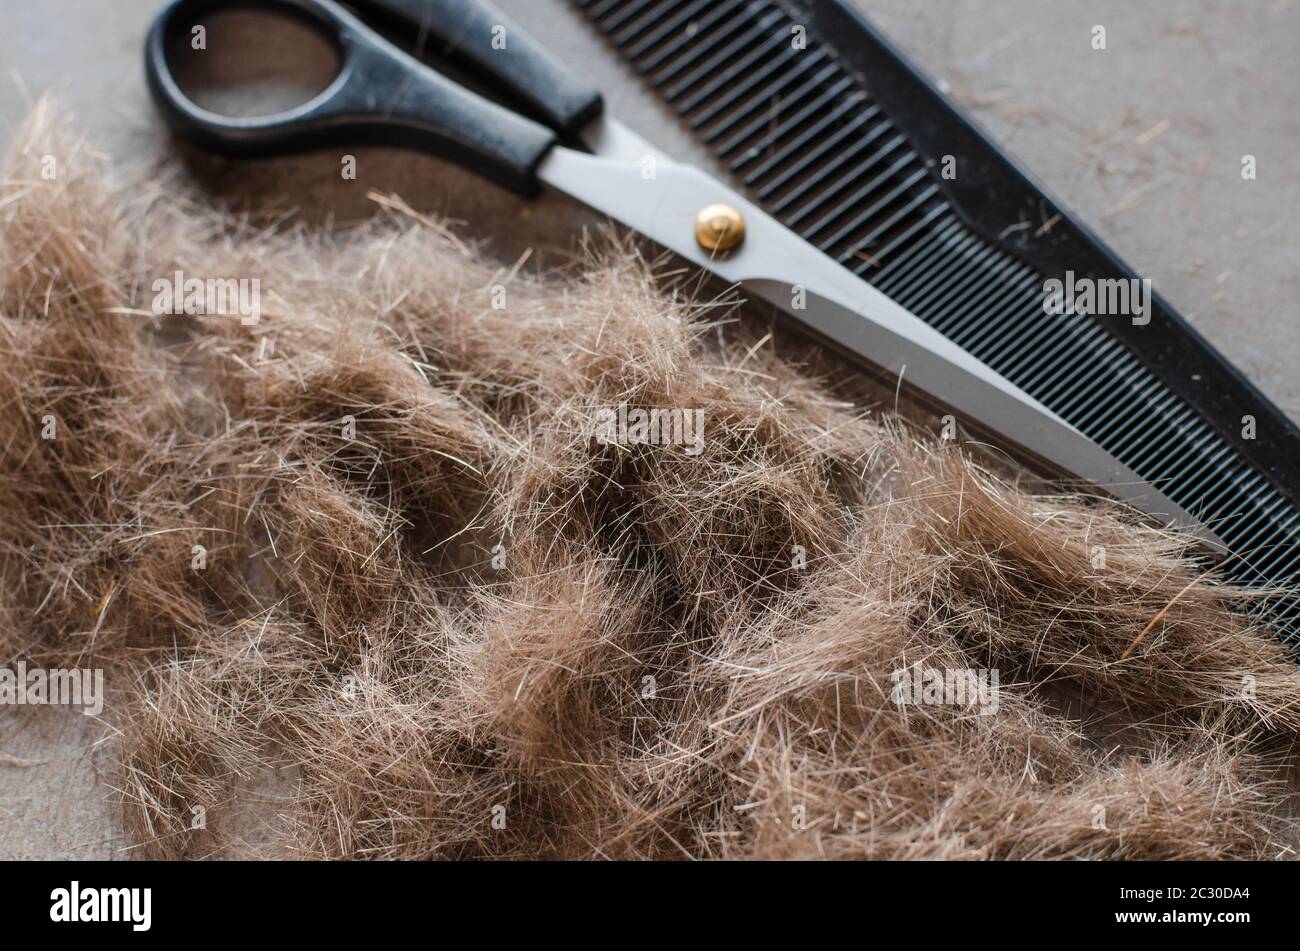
[164,8,342,119]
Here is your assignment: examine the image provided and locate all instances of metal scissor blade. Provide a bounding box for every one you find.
[754,281,1223,551]
[579,114,674,166]
[539,130,1224,552]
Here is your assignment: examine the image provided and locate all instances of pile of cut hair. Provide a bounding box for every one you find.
[3,103,1298,860]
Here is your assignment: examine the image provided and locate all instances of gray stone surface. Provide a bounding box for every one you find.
[2,0,1296,858]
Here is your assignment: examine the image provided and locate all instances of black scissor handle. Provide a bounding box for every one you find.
[366,0,602,137]
[144,0,585,194]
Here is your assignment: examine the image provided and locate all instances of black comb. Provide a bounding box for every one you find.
[575,0,1300,647]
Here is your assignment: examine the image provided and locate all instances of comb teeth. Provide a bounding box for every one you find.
[577,0,1300,646]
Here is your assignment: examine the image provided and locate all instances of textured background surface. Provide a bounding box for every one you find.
[2,0,1297,858]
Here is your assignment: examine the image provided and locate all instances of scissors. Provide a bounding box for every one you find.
[144,0,1221,550]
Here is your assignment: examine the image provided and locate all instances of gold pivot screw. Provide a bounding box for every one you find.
[695,203,745,253]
